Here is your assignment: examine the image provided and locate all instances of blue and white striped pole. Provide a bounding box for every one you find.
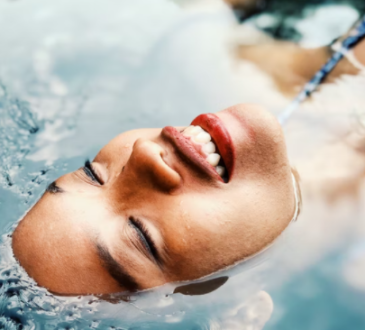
[278,15,365,126]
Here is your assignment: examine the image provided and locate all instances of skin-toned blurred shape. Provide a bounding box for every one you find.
[224,0,263,12]
[12,104,296,295]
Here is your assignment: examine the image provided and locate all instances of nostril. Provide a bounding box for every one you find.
[159,149,168,163]
[128,138,182,191]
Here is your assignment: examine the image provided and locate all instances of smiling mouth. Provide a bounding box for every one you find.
[161,113,235,183]
[180,125,228,180]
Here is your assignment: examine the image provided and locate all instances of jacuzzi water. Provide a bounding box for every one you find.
[1,0,365,329]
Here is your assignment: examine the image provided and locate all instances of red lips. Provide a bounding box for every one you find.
[191,113,235,179]
[161,113,235,183]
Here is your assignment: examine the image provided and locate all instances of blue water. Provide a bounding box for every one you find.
[1,0,365,329]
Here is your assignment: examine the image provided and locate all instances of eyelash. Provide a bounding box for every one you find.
[129,217,158,262]
[83,159,102,185]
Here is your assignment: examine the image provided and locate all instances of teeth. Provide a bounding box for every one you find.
[207,153,220,167]
[183,125,203,136]
[193,131,211,144]
[202,141,216,154]
[215,166,225,177]
[182,125,196,135]
[183,125,227,179]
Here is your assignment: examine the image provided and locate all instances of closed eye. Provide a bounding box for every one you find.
[83,159,103,185]
[128,217,159,262]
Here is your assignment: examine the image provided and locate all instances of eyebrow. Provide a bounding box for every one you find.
[46,181,64,194]
[96,243,139,292]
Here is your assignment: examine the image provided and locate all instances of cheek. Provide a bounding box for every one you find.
[192,179,294,258]
[230,185,294,251]
[176,197,228,250]
[165,195,262,279]
[161,198,211,252]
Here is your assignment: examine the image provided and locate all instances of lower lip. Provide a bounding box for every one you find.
[191,113,235,178]
[161,126,223,182]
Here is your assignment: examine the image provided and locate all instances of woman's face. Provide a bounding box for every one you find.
[12,104,295,295]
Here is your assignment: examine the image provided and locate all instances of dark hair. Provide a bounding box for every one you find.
[240,0,365,42]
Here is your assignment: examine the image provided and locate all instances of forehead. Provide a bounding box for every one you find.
[12,194,128,294]
[23,192,100,242]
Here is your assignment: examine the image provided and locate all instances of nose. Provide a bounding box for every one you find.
[123,138,181,192]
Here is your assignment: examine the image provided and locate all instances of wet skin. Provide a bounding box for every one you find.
[12,104,296,295]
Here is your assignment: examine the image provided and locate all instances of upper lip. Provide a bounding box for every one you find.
[161,113,235,183]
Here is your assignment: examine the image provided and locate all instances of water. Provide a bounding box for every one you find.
[1,0,365,329]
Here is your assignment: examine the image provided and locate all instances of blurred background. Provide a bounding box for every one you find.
[1,0,365,329]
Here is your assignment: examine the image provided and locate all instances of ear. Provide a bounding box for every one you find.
[173,276,228,296]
